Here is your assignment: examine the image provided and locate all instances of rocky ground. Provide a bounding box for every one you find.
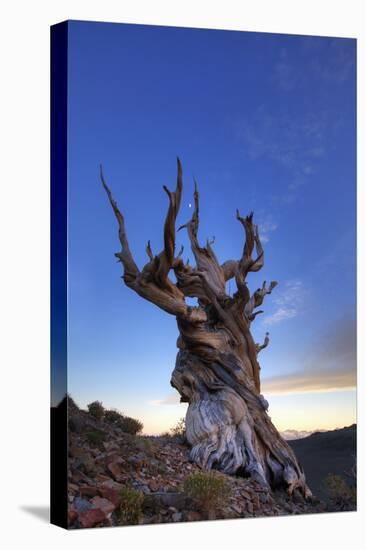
[67,400,331,529]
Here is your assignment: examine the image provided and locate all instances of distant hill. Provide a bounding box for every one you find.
[289,424,356,501]
[281,429,326,440]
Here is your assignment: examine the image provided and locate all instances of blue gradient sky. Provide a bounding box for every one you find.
[66,21,356,434]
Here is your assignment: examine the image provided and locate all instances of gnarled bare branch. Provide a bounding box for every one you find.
[179,182,226,300]
[244,280,278,320]
[256,332,270,354]
[100,165,139,285]
[102,160,188,317]
[151,157,183,292]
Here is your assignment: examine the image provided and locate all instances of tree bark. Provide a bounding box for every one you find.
[101,159,311,497]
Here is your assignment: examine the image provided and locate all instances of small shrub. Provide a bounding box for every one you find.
[87,400,105,420]
[323,474,356,510]
[170,418,186,441]
[135,437,155,455]
[119,416,143,435]
[160,418,186,442]
[86,430,106,447]
[104,408,123,424]
[183,471,231,512]
[118,487,144,525]
[67,393,79,411]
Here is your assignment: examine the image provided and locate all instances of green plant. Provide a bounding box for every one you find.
[87,400,105,420]
[85,430,106,446]
[118,487,144,525]
[104,408,123,424]
[119,416,143,435]
[323,474,356,510]
[183,471,231,512]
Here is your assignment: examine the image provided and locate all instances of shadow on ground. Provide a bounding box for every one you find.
[20,506,49,523]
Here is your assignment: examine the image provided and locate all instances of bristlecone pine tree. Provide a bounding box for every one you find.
[101,159,311,497]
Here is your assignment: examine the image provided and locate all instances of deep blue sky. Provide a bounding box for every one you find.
[67,21,356,433]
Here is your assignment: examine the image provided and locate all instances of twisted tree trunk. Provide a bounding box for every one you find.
[102,159,311,497]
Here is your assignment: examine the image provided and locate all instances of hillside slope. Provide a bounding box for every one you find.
[289,425,356,502]
[66,399,355,528]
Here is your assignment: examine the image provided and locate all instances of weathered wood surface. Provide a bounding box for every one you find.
[102,159,311,497]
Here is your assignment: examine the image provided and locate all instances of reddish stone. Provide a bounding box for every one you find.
[107,461,123,480]
[103,441,120,452]
[100,479,122,489]
[148,480,160,492]
[78,508,106,528]
[90,496,115,515]
[79,485,99,497]
[95,474,111,483]
[99,487,121,506]
[185,511,202,522]
[68,509,78,525]
[69,446,85,458]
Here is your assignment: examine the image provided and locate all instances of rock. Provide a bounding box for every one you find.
[143,494,162,514]
[230,504,242,515]
[127,454,146,470]
[79,485,99,497]
[185,511,202,522]
[70,468,92,484]
[95,474,112,483]
[103,441,120,452]
[107,461,123,481]
[78,508,106,528]
[90,496,115,516]
[73,497,92,513]
[69,446,86,458]
[154,492,188,509]
[99,479,123,506]
[99,479,123,490]
[68,508,78,525]
[148,479,160,492]
[99,487,122,507]
[69,415,84,433]
[172,512,183,522]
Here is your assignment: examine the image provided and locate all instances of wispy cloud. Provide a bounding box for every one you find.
[151,314,356,403]
[262,316,356,395]
[238,107,329,203]
[262,367,356,396]
[304,38,355,85]
[257,215,278,243]
[263,280,306,326]
[237,38,354,204]
[150,394,181,406]
[271,39,355,92]
[272,48,298,92]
